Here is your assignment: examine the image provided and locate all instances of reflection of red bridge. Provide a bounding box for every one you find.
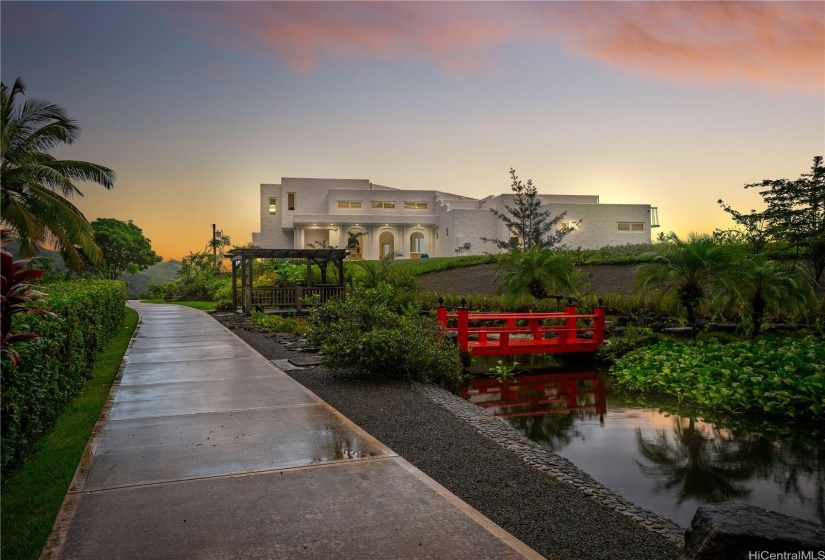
[436,299,606,356]
[459,371,606,418]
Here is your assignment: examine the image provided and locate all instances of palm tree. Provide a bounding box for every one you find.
[733,255,815,338]
[495,247,575,301]
[635,233,742,339]
[1,77,115,271]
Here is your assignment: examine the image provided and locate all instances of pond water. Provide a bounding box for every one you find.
[460,370,825,528]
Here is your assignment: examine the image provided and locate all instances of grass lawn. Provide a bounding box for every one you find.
[378,254,497,276]
[139,299,216,311]
[0,307,139,560]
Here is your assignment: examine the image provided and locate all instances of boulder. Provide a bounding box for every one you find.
[684,503,825,560]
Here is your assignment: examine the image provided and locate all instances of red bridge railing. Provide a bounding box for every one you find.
[436,298,606,356]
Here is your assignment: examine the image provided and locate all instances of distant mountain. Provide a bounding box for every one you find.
[125,260,181,298]
[4,241,180,298]
[3,241,67,271]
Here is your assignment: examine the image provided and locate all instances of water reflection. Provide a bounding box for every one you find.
[460,371,825,526]
[636,418,759,504]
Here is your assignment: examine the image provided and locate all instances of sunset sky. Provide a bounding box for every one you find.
[2,1,823,261]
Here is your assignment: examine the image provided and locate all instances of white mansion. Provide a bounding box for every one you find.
[252,178,659,260]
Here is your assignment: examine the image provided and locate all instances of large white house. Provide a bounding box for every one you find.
[252,178,659,259]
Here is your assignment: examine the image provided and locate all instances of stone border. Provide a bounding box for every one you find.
[414,382,686,545]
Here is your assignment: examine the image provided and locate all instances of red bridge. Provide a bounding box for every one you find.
[436,298,606,356]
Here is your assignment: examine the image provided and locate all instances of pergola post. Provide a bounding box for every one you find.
[242,256,252,314]
[231,258,238,311]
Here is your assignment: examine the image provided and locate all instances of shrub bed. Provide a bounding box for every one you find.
[308,284,466,390]
[1,280,127,473]
[611,335,825,420]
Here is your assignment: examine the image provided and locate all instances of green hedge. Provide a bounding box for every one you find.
[1,280,127,474]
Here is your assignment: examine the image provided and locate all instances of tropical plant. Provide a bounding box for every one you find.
[481,168,572,252]
[731,254,816,338]
[207,229,231,271]
[0,232,56,365]
[495,247,576,301]
[1,77,116,271]
[634,233,743,339]
[85,218,162,280]
[349,258,416,293]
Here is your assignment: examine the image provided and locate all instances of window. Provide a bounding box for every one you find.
[509,227,521,247]
[287,193,295,211]
[269,198,277,215]
[371,201,396,209]
[404,201,428,210]
[337,200,362,209]
[618,222,644,232]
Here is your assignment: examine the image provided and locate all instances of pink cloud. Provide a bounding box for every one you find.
[155,2,823,93]
[545,2,824,93]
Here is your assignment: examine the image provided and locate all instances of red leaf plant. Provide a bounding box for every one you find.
[1,231,56,366]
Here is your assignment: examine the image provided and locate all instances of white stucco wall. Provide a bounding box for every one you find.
[253,178,656,255]
[548,203,653,249]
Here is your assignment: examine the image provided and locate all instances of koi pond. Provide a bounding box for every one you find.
[460,369,824,528]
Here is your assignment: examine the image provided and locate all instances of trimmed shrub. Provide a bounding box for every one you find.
[1,280,126,473]
[308,284,466,390]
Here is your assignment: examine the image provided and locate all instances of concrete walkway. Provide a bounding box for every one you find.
[43,302,542,560]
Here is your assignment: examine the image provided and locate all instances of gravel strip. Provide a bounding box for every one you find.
[217,315,683,560]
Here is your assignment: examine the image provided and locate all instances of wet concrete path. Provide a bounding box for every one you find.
[43,303,541,559]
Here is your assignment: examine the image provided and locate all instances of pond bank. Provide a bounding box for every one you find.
[218,314,681,560]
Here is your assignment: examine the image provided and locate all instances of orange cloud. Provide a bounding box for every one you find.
[156,2,823,92]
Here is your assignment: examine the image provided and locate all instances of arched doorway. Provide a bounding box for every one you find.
[379,231,394,258]
[346,229,365,260]
[410,232,425,257]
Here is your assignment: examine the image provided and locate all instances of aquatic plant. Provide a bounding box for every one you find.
[611,336,825,419]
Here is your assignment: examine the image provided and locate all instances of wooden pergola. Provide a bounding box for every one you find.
[225,248,349,314]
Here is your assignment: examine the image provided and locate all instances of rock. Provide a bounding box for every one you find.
[663,327,694,337]
[684,503,825,560]
[289,357,323,367]
[707,323,739,334]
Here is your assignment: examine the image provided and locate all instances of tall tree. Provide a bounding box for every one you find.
[720,156,825,285]
[86,218,162,280]
[1,78,116,271]
[482,168,572,252]
[635,233,742,339]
